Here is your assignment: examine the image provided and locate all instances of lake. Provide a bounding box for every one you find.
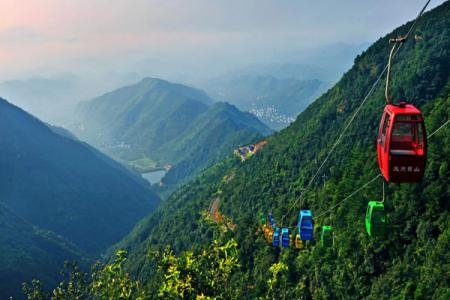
[142,170,167,185]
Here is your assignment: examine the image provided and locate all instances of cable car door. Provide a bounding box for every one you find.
[377,111,391,180]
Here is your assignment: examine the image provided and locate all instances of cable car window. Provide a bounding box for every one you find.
[417,122,424,148]
[392,118,414,150]
[380,114,390,146]
[372,209,383,223]
[392,122,413,138]
[301,219,313,229]
[395,115,419,121]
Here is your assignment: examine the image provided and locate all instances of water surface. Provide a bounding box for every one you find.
[142,170,167,184]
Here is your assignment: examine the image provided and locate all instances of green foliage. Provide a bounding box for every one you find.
[157,239,240,299]
[91,250,145,300]
[267,262,289,299]
[24,240,240,300]
[23,251,144,300]
[22,280,48,300]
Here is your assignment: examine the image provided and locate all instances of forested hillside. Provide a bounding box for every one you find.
[161,102,271,185]
[0,98,160,255]
[114,3,450,298]
[0,203,89,299]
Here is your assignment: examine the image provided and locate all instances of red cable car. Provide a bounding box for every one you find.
[377,102,427,183]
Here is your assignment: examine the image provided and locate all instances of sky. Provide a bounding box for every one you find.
[0,0,445,79]
[0,0,445,123]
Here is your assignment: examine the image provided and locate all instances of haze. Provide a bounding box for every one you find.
[0,0,444,123]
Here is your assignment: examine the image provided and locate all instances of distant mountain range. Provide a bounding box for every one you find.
[204,74,330,129]
[0,76,78,124]
[73,77,271,186]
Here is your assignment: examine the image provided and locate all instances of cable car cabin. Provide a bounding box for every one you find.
[294,234,303,249]
[262,225,268,239]
[267,228,274,243]
[259,212,266,225]
[281,228,290,248]
[268,213,276,228]
[264,225,273,241]
[377,103,427,183]
[298,210,314,240]
[365,201,386,237]
[321,226,333,247]
[273,228,281,247]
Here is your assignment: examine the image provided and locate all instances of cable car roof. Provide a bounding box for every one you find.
[385,103,422,115]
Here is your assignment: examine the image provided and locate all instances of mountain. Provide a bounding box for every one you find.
[0,76,79,124]
[198,44,368,130]
[204,75,330,129]
[0,97,161,255]
[110,2,450,298]
[73,77,271,185]
[160,101,272,185]
[215,63,331,82]
[0,203,88,299]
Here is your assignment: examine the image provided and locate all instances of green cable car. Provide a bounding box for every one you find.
[321,225,333,247]
[365,201,386,236]
[259,212,266,225]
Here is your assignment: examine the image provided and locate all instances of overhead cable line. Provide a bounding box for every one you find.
[315,117,449,219]
[278,0,433,227]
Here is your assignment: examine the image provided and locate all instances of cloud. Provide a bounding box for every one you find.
[0,27,47,44]
[0,0,446,80]
[0,26,77,45]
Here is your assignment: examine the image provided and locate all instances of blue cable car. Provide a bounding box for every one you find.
[281,228,290,248]
[268,213,276,229]
[298,210,314,240]
[273,228,281,247]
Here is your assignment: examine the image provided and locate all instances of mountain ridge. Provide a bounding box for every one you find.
[0,97,161,255]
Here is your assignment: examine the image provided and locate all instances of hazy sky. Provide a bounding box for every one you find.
[0,0,445,80]
[0,0,445,124]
